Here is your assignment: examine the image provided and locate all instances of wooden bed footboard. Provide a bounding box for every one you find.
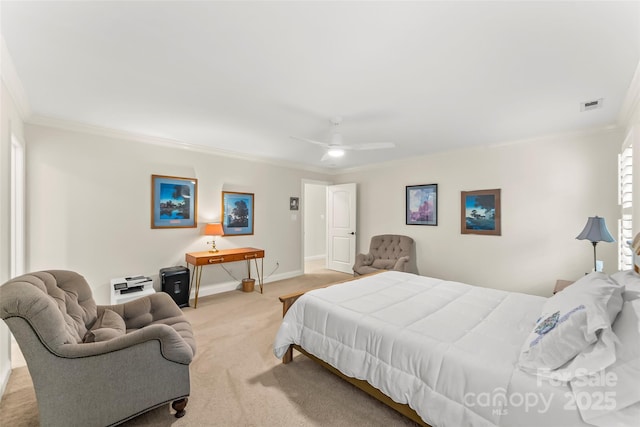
[278,289,307,363]
[277,272,431,427]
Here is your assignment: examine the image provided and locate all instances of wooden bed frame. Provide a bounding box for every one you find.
[278,273,432,427]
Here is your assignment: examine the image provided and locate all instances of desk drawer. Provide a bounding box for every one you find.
[187,250,264,266]
[204,252,254,264]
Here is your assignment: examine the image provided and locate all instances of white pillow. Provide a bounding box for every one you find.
[569,299,640,426]
[611,270,640,301]
[518,272,624,375]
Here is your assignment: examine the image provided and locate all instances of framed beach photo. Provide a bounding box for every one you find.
[406,184,438,226]
[222,191,254,235]
[461,189,501,235]
[151,175,198,229]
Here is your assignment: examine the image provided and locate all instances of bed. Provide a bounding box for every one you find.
[274,269,640,427]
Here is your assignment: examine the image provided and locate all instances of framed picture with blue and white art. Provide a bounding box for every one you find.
[222,191,254,236]
[151,175,198,229]
[406,184,438,226]
[461,188,501,236]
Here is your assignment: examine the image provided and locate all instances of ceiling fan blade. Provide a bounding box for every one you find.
[343,142,396,151]
[290,136,329,147]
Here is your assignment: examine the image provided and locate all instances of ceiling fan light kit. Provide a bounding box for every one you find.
[327,148,345,157]
[291,116,396,162]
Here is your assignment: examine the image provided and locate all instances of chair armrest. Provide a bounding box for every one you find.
[55,324,194,364]
[354,253,374,269]
[393,256,410,272]
[98,293,195,360]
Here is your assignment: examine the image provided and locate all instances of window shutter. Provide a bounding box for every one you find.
[619,214,633,270]
[618,143,633,270]
[619,145,633,208]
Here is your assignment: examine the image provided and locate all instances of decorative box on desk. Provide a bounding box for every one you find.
[110,275,155,305]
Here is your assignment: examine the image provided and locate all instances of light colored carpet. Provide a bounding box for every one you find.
[0,269,420,426]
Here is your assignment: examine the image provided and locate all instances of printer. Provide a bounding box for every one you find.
[110,275,155,305]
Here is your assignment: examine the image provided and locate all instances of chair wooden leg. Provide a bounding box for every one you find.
[172,398,188,418]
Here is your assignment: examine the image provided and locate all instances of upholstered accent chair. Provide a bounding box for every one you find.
[0,270,196,427]
[353,234,417,276]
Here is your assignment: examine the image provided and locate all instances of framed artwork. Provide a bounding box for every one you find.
[222,191,254,235]
[406,184,438,226]
[151,175,198,229]
[461,189,501,235]
[290,197,299,210]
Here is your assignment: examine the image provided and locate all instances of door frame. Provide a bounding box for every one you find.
[301,179,331,273]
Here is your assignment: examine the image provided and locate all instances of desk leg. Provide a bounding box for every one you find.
[193,265,204,308]
[189,266,195,300]
[253,257,264,294]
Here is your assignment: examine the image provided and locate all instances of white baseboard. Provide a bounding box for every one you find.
[192,269,304,300]
[304,254,326,261]
[0,363,10,401]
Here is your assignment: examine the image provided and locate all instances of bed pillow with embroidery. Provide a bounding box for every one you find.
[518,272,623,375]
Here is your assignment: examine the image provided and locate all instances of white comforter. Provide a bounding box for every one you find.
[273,271,593,427]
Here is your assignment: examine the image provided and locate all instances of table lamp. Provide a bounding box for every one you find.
[576,216,615,272]
[204,223,224,253]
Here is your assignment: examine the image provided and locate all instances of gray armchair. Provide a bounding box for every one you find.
[353,234,416,276]
[0,270,196,427]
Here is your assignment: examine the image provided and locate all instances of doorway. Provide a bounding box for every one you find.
[302,181,357,274]
[303,181,328,273]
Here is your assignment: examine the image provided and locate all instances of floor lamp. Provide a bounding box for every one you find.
[576,216,615,272]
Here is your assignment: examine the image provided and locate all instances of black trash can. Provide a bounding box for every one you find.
[160,266,190,308]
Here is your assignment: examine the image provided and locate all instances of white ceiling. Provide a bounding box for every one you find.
[2,1,639,171]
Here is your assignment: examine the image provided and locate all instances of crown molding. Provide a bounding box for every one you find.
[1,36,31,120]
[618,59,640,128]
[334,124,624,176]
[485,123,622,149]
[27,115,333,175]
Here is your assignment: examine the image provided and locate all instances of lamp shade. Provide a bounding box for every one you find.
[576,216,615,243]
[204,223,224,236]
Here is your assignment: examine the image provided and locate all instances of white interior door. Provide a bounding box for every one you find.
[327,183,357,273]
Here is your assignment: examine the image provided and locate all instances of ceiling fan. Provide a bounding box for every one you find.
[291,116,395,161]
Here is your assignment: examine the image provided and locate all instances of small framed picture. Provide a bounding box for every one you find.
[406,184,437,226]
[461,189,501,236]
[151,175,197,229]
[222,191,254,235]
[290,197,299,210]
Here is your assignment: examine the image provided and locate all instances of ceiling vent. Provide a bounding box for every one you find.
[580,98,604,112]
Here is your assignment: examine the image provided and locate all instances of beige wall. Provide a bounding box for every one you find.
[25,124,329,304]
[24,123,627,302]
[335,129,623,296]
[0,80,25,397]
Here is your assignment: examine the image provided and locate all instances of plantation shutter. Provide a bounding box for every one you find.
[618,143,633,270]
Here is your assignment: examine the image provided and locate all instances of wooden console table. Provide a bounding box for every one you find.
[185,247,265,308]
